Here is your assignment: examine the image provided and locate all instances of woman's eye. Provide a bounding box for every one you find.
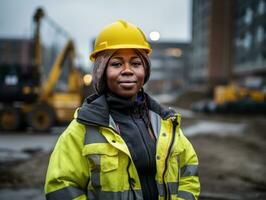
[110,62,122,67]
[131,62,142,67]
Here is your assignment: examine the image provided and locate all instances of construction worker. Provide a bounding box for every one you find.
[44,20,200,200]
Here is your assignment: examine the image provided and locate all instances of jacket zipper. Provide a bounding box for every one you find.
[127,159,137,199]
[162,116,178,200]
[177,155,181,192]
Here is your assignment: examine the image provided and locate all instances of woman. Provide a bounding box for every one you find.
[45,20,200,200]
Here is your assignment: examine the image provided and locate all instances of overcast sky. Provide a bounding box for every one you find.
[0,0,192,68]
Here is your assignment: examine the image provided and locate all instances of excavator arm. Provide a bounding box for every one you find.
[39,40,75,102]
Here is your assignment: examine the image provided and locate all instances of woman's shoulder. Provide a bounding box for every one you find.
[60,119,87,141]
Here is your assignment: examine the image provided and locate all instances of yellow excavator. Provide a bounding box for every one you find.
[24,39,83,131]
[0,8,91,131]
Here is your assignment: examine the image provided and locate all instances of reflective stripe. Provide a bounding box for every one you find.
[88,155,101,188]
[85,126,107,144]
[149,110,161,138]
[157,183,165,196]
[87,190,96,200]
[181,165,199,177]
[46,186,84,200]
[168,182,178,195]
[133,189,143,199]
[91,169,101,188]
[157,182,178,196]
[87,189,142,200]
[87,154,100,166]
[178,190,196,200]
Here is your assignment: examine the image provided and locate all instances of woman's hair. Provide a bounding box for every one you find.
[92,49,151,95]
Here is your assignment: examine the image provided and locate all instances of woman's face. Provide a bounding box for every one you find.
[106,49,145,98]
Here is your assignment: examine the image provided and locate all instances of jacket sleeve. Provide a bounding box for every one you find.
[177,129,200,200]
[44,120,89,200]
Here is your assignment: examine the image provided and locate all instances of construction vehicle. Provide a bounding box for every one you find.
[192,78,266,113]
[0,8,90,132]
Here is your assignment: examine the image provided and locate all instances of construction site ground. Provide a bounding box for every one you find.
[0,93,266,200]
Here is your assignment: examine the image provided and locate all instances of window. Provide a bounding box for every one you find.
[258,0,265,15]
[256,26,264,43]
[244,7,253,25]
[243,32,252,49]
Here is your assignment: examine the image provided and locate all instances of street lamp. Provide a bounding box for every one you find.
[149,31,160,41]
[83,74,92,86]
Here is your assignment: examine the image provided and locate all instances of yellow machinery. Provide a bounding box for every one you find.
[23,39,83,131]
[0,8,91,131]
[214,84,265,105]
[212,82,266,113]
[192,80,266,113]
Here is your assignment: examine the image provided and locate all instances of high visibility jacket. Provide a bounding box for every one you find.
[45,94,200,200]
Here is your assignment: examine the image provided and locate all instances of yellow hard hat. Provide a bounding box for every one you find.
[90,20,152,61]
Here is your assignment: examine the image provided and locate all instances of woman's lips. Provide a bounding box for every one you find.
[118,81,137,88]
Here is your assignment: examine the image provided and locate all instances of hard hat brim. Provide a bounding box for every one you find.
[90,45,152,61]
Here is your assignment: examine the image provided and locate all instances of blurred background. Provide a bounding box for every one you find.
[0,0,266,199]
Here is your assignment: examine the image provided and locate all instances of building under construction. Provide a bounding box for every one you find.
[191,0,266,85]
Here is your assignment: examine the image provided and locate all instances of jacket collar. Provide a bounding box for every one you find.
[76,92,176,127]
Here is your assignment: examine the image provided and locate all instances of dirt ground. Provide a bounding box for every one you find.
[0,92,266,199]
[188,115,266,199]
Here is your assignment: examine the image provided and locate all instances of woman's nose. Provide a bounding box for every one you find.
[121,63,133,74]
